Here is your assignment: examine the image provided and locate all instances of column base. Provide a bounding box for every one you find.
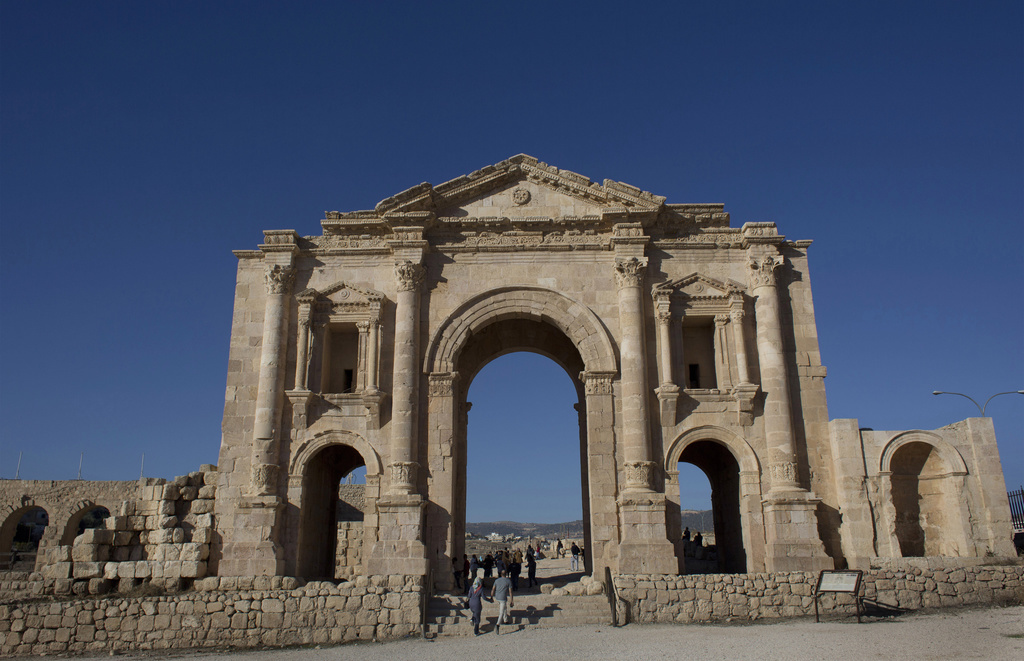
[366,494,429,577]
[763,490,834,573]
[217,496,285,576]
[617,491,679,575]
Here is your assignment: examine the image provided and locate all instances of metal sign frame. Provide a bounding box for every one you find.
[814,570,863,623]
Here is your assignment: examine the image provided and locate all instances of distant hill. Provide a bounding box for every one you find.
[466,520,584,538]
[467,510,713,539]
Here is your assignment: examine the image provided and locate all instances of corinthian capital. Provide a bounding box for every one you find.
[614,257,647,289]
[265,265,295,295]
[395,261,425,292]
[748,255,784,289]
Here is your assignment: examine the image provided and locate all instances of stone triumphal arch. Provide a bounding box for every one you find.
[204,155,1017,586]
[120,154,1014,590]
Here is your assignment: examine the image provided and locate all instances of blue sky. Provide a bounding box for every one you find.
[1,2,1021,524]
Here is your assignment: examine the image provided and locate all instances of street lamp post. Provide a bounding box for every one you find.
[932,390,1024,416]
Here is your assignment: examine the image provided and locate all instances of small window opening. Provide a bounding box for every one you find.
[688,364,701,389]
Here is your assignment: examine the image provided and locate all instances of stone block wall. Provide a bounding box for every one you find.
[0,575,423,657]
[612,565,1024,623]
[35,468,218,596]
[335,522,363,580]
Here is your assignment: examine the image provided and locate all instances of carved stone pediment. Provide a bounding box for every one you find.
[310,282,384,320]
[654,273,744,301]
[373,154,665,221]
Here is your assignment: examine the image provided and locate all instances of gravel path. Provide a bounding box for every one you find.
[112,604,1024,661]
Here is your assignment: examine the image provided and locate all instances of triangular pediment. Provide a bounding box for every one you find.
[373,154,666,219]
[655,273,742,299]
[309,282,384,314]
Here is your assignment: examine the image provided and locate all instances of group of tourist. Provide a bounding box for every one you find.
[451,545,550,635]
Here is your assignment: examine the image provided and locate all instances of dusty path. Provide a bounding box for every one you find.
[110,604,1024,661]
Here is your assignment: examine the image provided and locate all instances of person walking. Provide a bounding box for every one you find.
[490,569,514,635]
[469,554,480,581]
[452,556,462,590]
[483,552,494,578]
[526,550,537,588]
[467,577,487,636]
[570,542,580,571]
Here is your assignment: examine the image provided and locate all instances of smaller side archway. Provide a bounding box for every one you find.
[879,431,971,558]
[1,505,49,570]
[665,426,765,573]
[288,431,382,581]
[60,502,111,546]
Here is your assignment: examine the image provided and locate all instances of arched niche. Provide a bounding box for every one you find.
[665,425,765,573]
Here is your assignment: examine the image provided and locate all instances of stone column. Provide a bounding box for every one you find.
[614,257,656,490]
[250,264,294,497]
[730,306,751,385]
[748,255,799,491]
[653,291,679,427]
[293,298,313,391]
[749,252,832,572]
[389,260,424,495]
[714,313,733,390]
[612,257,678,575]
[364,318,380,392]
[366,259,429,577]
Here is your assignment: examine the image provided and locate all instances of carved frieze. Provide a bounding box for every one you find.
[625,461,658,490]
[250,463,279,496]
[390,461,418,488]
[769,461,797,486]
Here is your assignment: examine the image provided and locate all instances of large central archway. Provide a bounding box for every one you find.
[423,286,619,586]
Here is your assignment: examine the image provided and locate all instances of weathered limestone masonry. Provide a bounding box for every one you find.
[211,154,1015,584]
[1,155,1020,652]
[0,576,423,656]
[612,565,1024,624]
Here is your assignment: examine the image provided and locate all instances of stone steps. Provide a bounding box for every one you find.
[425,592,611,636]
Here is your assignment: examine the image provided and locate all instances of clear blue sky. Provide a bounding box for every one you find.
[2,2,1021,525]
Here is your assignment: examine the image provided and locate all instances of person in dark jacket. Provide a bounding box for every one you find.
[467,577,488,635]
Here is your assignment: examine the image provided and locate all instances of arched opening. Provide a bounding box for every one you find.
[890,441,954,557]
[464,352,585,584]
[61,505,111,545]
[1,506,48,570]
[455,316,590,584]
[677,440,746,573]
[297,443,367,580]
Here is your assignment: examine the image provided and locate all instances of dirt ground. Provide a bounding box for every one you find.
[97,602,1024,661]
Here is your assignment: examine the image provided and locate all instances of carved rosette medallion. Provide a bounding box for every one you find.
[769,461,797,486]
[614,257,647,289]
[428,372,457,397]
[580,371,614,395]
[250,463,279,496]
[395,261,425,292]
[625,461,658,489]
[390,461,419,489]
[265,265,295,295]
[748,255,784,289]
[512,188,531,205]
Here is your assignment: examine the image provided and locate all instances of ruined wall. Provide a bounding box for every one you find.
[0,575,423,657]
[613,565,1024,624]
